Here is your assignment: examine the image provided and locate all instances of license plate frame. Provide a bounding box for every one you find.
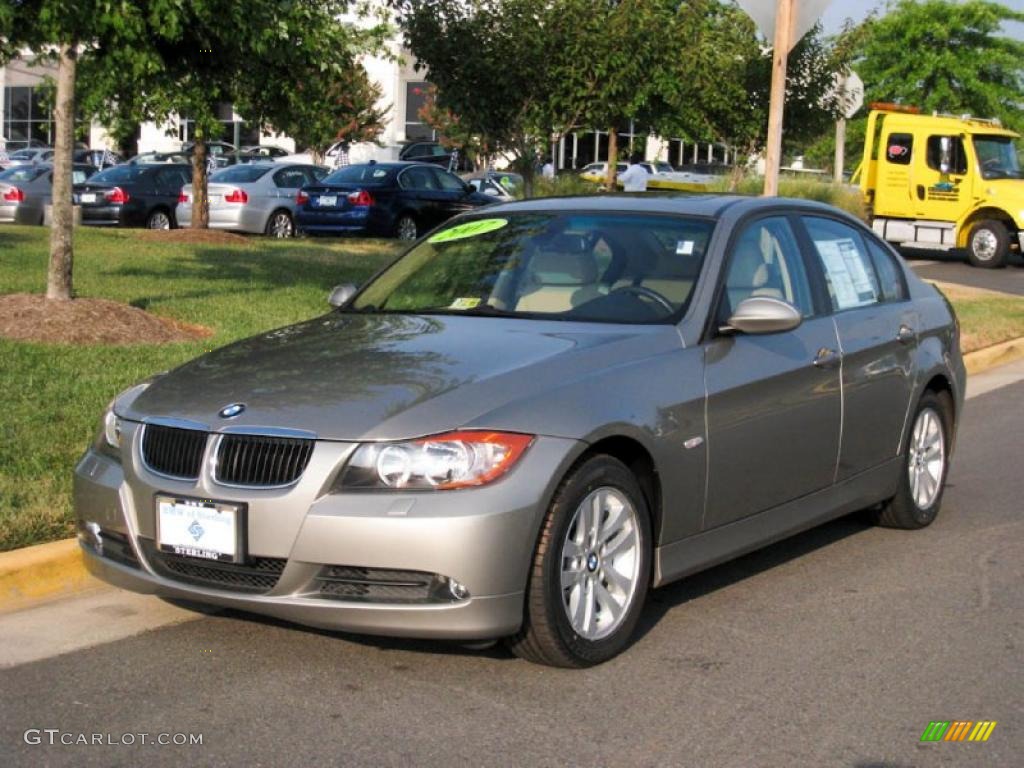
[155,495,246,563]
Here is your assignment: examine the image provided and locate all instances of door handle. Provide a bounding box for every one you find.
[813,347,841,369]
[896,325,915,344]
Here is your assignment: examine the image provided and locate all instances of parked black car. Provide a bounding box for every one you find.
[73,163,191,229]
[397,141,471,172]
[294,162,493,240]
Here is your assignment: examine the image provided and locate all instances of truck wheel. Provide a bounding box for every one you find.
[967,219,1009,268]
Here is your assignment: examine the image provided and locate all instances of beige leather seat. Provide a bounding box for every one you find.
[725,234,785,312]
[516,238,601,313]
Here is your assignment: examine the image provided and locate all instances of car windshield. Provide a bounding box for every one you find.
[322,165,396,185]
[90,166,147,183]
[974,135,1023,179]
[0,166,44,182]
[211,165,272,183]
[350,212,714,323]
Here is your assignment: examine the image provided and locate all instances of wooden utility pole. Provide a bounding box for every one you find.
[762,0,793,197]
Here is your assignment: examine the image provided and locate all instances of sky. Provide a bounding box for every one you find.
[820,0,1024,33]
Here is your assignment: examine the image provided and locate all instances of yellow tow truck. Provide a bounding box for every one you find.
[852,104,1024,268]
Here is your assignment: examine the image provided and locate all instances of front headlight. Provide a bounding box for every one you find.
[339,430,534,490]
[93,378,158,458]
[102,405,122,450]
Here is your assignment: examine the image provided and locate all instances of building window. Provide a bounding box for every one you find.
[2,86,54,148]
[404,82,435,142]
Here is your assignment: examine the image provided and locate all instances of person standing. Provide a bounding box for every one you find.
[619,152,650,192]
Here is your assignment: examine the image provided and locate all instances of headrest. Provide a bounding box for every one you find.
[528,248,598,286]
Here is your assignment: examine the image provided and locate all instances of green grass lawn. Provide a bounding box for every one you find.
[2,225,1023,552]
[0,226,400,551]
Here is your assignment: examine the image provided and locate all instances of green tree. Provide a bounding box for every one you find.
[856,0,1024,130]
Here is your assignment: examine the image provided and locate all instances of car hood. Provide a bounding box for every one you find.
[124,312,679,441]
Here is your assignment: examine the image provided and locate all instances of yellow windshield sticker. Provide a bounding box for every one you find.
[449,297,482,310]
[429,218,508,244]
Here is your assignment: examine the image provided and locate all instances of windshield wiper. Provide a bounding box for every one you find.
[417,304,513,317]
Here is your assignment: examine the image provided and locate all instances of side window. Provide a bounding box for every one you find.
[805,217,882,311]
[309,166,329,182]
[723,217,814,318]
[866,238,907,302]
[926,135,968,174]
[431,168,465,192]
[885,133,913,165]
[399,167,436,191]
[273,168,307,189]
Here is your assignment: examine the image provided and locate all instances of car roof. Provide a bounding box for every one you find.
[478,194,847,219]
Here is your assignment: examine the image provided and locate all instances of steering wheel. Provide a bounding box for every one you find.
[608,285,675,314]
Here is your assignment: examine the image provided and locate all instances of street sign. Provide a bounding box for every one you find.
[840,71,864,119]
[736,0,834,50]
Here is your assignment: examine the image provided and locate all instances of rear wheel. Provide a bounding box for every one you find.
[869,390,953,529]
[146,209,172,230]
[265,209,294,238]
[506,455,651,667]
[395,214,418,241]
[967,219,1009,268]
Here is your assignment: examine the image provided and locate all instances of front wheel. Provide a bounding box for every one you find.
[967,219,1009,268]
[506,455,652,667]
[869,390,952,529]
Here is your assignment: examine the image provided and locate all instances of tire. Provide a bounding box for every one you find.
[395,214,418,241]
[870,390,953,529]
[146,209,172,230]
[265,209,294,238]
[506,455,652,667]
[966,219,1009,268]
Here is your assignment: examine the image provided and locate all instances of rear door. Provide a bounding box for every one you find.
[872,129,915,217]
[703,215,842,529]
[428,167,479,220]
[799,216,917,481]
[397,166,444,229]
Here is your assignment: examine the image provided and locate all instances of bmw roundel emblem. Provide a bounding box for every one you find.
[218,403,246,419]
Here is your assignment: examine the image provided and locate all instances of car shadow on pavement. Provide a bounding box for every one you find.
[632,511,873,643]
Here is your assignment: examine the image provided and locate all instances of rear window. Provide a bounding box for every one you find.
[0,166,45,182]
[211,165,272,183]
[322,165,395,185]
[91,166,147,183]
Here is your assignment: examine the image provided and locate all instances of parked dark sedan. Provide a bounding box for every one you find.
[73,163,191,229]
[295,161,492,239]
[77,195,964,667]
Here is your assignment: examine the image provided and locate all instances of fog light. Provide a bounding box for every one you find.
[78,521,103,555]
[447,578,470,600]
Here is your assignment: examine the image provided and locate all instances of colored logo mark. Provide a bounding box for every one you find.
[920,721,997,742]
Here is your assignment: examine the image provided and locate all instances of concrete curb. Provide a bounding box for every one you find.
[963,336,1024,376]
[1,334,1023,614]
[0,538,98,614]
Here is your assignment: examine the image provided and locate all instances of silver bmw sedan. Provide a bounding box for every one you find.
[75,195,965,667]
[176,162,328,237]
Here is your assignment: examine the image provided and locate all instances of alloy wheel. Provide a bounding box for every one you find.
[971,228,998,261]
[397,217,418,241]
[270,212,293,238]
[908,407,945,510]
[560,487,641,641]
[148,211,171,230]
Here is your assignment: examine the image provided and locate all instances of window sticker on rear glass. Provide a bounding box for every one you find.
[429,218,508,244]
[676,240,694,255]
[815,239,878,309]
[449,297,482,310]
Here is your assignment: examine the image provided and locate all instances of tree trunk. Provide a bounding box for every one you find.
[46,45,77,301]
[604,128,618,190]
[191,135,209,229]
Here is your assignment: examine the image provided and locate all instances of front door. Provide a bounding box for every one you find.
[704,216,842,530]
[911,133,972,221]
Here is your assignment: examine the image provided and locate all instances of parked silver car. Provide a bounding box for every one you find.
[0,163,97,224]
[176,163,328,237]
[5,147,54,167]
[75,196,965,667]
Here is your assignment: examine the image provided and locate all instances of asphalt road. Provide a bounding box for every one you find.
[1,379,1022,767]
[906,249,1024,295]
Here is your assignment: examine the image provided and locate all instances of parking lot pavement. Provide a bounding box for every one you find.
[906,249,1024,295]
[1,379,1022,767]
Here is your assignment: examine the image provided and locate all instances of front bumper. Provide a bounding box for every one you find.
[74,429,580,640]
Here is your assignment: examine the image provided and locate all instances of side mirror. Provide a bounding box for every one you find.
[328,283,357,308]
[722,297,802,335]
